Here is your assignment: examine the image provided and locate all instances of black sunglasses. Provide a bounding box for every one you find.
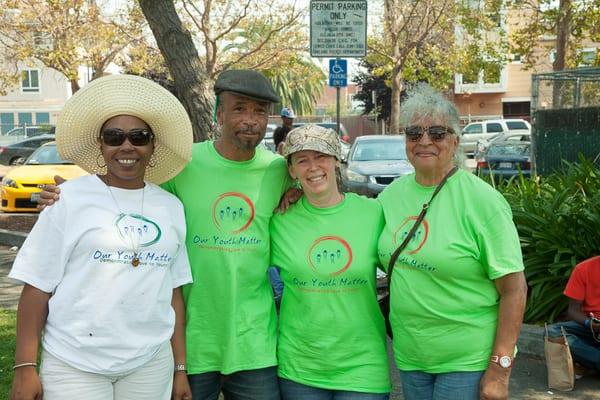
[100,128,154,147]
[404,126,455,142]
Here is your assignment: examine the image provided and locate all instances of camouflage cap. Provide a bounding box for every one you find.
[214,69,280,103]
[284,124,341,160]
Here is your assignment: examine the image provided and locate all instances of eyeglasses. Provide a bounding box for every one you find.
[100,128,154,146]
[404,126,455,142]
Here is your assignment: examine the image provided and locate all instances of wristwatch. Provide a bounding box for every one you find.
[490,355,513,369]
[174,364,187,372]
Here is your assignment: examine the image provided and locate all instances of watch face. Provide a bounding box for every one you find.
[499,356,512,368]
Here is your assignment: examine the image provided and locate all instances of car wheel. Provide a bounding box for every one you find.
[9,156,26,165]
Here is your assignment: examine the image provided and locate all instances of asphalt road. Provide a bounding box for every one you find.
[0,247,598,398]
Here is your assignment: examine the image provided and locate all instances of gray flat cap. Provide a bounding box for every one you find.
[214,69,280,103]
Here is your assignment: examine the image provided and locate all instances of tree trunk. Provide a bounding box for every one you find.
[389,64,403,134]
[552,0,571,108]
[553,0,570,72]
[139,0,214,142]
[70,79,80,94]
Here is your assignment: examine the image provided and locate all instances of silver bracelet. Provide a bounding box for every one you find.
[13,362,37,370]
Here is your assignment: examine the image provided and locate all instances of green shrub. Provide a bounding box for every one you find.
[491,157,600,323]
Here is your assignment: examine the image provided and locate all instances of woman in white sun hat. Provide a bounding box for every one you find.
[9,74,194,400]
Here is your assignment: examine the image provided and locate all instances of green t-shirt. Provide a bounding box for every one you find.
[377,170,524,373]
[270,194,390,393]
[162,141,291,374]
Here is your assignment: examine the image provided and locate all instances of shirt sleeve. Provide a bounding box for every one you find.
[8,200,68,293]
[169,200,193,288]
[564,264,586,301]
[160,177,176,196]
[476,198,525,280]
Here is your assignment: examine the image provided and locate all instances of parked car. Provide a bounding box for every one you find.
[1,142,87,212]
[341,135,414,197]
[4,125,56,138]
[293,122,351,159]
[0,134,56,165]
[261,124,277,153]
[476,141,532,181]
[474,132,531,161]
[460,119,530,155]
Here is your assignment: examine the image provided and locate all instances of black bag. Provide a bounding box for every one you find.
[378,167,457,338]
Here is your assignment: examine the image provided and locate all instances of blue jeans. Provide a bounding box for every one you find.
[548,320,600,371]
[279,378,389,400]
[268,266,284,306]
[188,366,280,400]
[399,370,484,400]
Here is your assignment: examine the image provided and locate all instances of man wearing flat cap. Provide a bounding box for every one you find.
[162,69,291,399]
[37,69,290,399]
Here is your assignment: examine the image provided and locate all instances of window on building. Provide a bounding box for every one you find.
[22,70,40,93]
[580,48,598,66]
[503,102,531,120]
[33,32,52,50]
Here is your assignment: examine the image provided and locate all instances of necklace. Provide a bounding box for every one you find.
[102,176,146,267]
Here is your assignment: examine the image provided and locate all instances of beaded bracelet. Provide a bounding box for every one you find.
[13,362,37,370]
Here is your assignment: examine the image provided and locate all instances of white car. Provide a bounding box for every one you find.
[460,119,530,155]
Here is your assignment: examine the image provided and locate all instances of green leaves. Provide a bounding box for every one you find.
[492,158,600,323]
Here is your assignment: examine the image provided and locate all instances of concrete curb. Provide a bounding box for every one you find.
[0,229,27,247]
[518,323,545,358]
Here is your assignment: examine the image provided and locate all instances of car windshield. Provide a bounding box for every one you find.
[487,143,530,156]
[352,140,407,161]
[506,121,528,130]
[26,145,73,165]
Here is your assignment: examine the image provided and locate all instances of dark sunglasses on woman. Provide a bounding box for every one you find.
[404,126,454,142]
[100,128,154,146]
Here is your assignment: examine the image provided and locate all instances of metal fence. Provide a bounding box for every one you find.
[531,67,600,175]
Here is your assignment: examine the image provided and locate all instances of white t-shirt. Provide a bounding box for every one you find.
[9,174,192,375]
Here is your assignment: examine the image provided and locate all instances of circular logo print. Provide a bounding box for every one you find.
[392,216,428,255]
[212,192,255,234]
[307,236,353,276]
[115,214,161,248]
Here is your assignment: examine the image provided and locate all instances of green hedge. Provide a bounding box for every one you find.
[489,157,600,323]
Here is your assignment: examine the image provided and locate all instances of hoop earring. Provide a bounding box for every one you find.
[96,153,106,168]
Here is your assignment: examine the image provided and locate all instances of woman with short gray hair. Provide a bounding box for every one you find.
[377,84,527,400]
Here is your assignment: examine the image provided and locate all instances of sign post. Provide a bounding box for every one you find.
[329,59,348,137]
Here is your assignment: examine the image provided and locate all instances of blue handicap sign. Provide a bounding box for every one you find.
[329,59,347,87]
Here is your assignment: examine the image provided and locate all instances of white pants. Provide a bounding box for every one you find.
[40,341,174,400]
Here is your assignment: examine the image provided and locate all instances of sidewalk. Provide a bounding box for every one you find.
[0,246,598,397]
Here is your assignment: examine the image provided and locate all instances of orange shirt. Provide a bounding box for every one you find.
[565,256,600,315]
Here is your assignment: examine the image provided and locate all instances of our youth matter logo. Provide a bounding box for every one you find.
[212,192,255,234]
[307,236,353,276]
[115,213,161,248]
[392,216,429,254]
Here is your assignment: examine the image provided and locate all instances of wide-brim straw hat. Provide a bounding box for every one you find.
[56,74,193,184]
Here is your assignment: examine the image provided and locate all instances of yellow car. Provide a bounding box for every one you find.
[1,142,87,212]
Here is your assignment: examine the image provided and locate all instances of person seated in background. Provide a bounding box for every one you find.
[548,256,600,375]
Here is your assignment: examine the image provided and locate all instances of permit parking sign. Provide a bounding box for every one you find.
[310,0,367,58]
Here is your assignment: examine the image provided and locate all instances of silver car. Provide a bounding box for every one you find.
[341,135,414,197]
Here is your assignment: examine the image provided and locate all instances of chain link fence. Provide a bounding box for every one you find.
[531,67,600,175]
